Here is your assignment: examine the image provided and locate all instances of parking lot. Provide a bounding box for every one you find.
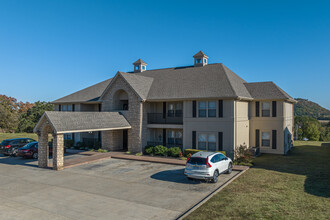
[0,154,239,220]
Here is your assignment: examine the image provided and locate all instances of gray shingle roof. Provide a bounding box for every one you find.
[52,63,294,103]
[119,72,153,100]
[136,63,252,100]
[34,111,131,134]
[52,78,112,104]
[193,51,208,58]
[133,59,147,65]
[244,81,294,101]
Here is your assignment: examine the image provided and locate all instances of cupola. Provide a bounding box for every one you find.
[133,59,147,73]
[193,51,208,67]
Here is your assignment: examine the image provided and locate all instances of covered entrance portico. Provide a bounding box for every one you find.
[34,111,131,170]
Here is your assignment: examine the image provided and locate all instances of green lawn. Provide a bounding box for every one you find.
[186,141,330,220]
[0,133,38,142]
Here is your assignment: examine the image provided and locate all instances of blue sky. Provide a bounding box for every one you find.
[0,0,329,108]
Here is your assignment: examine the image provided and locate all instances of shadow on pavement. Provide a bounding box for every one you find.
[150,168,206,184]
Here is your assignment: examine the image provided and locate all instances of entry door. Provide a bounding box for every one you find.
[123,130,128,151]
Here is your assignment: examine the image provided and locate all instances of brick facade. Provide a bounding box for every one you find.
[101,75,146,153]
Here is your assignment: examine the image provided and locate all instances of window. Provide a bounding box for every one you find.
[219,153,226,161]
[198,133,217,151]
[142,66,146,70]
[204,58,207,64]
[175,103,182,116]
[135,66,139,70]
[62,105,67,111]
[64,134,72,140]
[198,101,207,117]
[196,58,201,64]
[198,134,207,150]
[208,101,216,117]
[211,154,220,163]
[168,103,175,117]
[67,104,72,111]
[262,132,270,147]
[208,134,216,151]
[262,102,271,117]
[198,101,217,117]
[167,130,182,146]
[168,102,183,117]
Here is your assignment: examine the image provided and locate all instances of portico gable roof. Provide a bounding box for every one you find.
[34,111,131,134]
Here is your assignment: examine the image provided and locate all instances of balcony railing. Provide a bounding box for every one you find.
[147,113,183,124]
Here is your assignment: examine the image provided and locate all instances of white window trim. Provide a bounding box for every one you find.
[261,101,271,117]
[198,100,217,118]
[197,132,218,151]
[261,130,271,147]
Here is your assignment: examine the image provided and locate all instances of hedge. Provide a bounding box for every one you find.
[184,149,226,157]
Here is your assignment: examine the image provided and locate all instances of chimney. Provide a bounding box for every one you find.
[133,59,147,73]
[193,51,208,67]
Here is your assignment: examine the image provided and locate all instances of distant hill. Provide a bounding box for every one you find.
[294,98,330,120]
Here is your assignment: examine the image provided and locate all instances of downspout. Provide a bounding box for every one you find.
[234,100,237,158]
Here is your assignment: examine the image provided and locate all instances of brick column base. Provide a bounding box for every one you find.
[53,134,64,171]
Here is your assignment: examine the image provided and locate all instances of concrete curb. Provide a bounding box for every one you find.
[176,167,249,220]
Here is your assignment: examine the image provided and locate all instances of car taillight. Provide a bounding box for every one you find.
[206,157,212,168]
[186,156,191,165]
[4,145,11,148]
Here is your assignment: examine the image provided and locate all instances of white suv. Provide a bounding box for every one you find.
[184,151,232,183]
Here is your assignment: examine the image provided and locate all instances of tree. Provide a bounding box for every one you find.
[0,95,19,132]
[17,101,53,133]
[295,116,322,141]
[303,122,320,141]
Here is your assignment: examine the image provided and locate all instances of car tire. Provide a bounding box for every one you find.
[212,170,219,183]
[32,153,38,159]
[227,163,233,174]
[11,148,18,157]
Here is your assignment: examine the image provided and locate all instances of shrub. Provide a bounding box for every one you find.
[167,147,182,157]
[234,144,253,166]
[144,145,154,155]
[126,151,131,154]
[184,149,226,157]
[75,142,84,149]
[135,152,143,156]
[154,145,168,156]
[64,140,74,148]
[97,149,108,153]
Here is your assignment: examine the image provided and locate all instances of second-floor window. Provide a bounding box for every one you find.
[262,102,270,117]
[168,103,182,117]
[198,101,216,117]
[61,104,72,112]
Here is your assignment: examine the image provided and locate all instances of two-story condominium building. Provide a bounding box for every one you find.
[41,51,295,161]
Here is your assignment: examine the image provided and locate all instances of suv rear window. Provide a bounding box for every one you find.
[187,157,207,165]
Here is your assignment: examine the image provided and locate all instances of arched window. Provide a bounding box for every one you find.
[113,90,129,110]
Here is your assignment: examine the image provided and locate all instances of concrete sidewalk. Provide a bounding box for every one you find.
[59,151,249,171]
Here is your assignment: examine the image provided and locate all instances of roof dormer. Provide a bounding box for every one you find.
[133,59,147,73]
[193,51,208,67]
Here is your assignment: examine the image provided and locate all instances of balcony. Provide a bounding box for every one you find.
[147,113,183,124]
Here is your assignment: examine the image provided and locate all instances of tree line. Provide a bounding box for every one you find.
[0,95,53,133]
[295,116,330,141]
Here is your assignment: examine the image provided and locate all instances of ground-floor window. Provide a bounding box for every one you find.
[198,133,216,151]
[167,130,183,146]
[64,133,72,140]
[262,132,270,147]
